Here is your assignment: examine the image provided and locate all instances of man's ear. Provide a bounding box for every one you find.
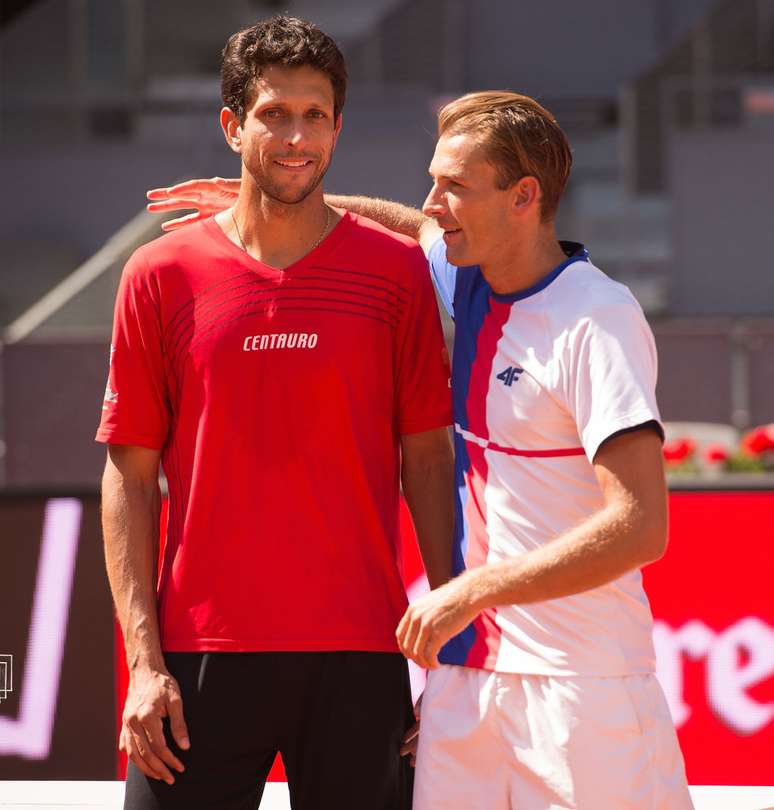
[512,176,541,216]
[332,112,343,149]
[220,107,242,154]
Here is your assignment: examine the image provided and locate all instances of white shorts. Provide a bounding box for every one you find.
[413,665,694,810]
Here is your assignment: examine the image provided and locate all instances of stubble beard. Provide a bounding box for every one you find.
[246,155,331,207]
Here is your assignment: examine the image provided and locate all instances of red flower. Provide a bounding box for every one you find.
[741,425,774,456]
[663,437,695,463]
[704,444,730,463]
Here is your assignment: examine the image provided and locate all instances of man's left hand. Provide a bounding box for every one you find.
[396,576,480,669]
[146,177,240,231]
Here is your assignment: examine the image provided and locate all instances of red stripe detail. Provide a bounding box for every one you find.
[469,437,586,458]
[466,302,508,441]
[463,300,511,670]
[463,443,504,669]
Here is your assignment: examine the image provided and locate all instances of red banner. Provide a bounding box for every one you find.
[643,492,774,785]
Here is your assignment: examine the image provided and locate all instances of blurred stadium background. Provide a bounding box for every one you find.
[1,0,773,799]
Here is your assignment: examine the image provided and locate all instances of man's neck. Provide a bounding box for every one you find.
[480,225,568,297]
[216,180,333,270]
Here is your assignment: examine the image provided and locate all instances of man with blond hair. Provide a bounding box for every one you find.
[149,90,693,808]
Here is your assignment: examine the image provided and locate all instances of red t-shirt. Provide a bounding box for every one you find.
[96,212,452,653]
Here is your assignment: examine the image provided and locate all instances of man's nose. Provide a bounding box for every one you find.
[422,185,444,218]
[283,117,307,147]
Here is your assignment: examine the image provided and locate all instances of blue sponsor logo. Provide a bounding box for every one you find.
[496,366,524,387]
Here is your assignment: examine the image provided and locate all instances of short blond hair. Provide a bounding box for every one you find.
[438,91,572,222]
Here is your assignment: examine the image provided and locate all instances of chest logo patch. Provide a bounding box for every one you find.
[496,366,524,387]
[243,332,318,352]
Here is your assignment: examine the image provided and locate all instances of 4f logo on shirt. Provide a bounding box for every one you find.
[496,366,524,387]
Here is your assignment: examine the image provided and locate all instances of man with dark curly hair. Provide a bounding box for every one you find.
[99,16,454,810]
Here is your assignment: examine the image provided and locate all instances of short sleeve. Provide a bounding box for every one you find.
[427,238,458,318]
[95,249,170,449]
[394,246,453,434]
[564,296,663,463]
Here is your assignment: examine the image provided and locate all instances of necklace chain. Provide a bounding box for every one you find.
[231,205,331,259]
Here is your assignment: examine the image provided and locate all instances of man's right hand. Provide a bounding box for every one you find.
[146,177,240,231]
[121,666,191,784]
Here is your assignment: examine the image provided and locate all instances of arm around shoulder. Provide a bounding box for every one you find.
[324,193,441,254]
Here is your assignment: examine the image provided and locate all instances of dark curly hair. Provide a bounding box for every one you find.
[221,15,347,124]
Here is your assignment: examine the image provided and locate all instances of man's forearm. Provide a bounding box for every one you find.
[459,499,663,611]
[102,466,165,673]
[325,194,427,240]
[401,433,455,589]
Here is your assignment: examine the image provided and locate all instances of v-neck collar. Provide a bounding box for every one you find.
[203,209,352,276]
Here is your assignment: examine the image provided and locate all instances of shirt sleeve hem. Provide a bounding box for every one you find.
[398,412,454,436]
[583,410,663,463]
[95,429,166,450]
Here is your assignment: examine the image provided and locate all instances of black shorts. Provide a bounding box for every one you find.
[123,650,415,810]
